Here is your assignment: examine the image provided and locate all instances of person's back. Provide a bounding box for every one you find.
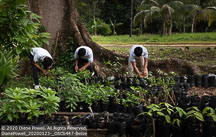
[30,47,53,89]
[74,46,95,76]
[128,45,148,77]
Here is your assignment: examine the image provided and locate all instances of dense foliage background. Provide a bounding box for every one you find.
[75,0,216,35]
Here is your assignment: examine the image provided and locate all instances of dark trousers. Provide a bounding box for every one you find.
[30,55,40,85]
[77,58,94,73]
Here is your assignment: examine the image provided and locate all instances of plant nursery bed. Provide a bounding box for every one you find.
[1,72,216,137]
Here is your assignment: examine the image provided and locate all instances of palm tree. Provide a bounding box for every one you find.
[197,6,216,32]
[167,1,184,35]
[133,0,183,36]
[182,4,201,33]
[171,3,196,33]
[179,0,216,33]
[182,4,216,33]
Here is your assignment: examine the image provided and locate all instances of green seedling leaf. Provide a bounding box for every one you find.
[15,46,22,55]
[202,107,215,115]
[211,115,216,122]
[7,114,12,122]
[165,115,171,123]
[157,112,165,116]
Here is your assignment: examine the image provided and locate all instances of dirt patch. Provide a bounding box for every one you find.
[188,87,216,97]
[148,58,200,76]
[97,57,200,77]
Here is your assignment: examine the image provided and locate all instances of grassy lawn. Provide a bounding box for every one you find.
[92,32,216,44]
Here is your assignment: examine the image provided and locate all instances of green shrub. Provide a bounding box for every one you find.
[0,87,60,122]
[40,67,115,112]
[0,0,50,58]
[97,20,112,36]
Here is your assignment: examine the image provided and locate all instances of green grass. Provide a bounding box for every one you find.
[92,32,216,44]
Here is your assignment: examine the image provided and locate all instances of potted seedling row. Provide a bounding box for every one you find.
[202,107,216,137]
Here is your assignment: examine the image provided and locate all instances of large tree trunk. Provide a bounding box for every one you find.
[28,0,64,52]
[27,0,200,76]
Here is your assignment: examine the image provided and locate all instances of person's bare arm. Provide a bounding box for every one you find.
[132,62,143,78]
[75,59,79,71]
[32,62,46,75]
[46,67,51,78]
[142,58,148,76]
[80,62,91,71]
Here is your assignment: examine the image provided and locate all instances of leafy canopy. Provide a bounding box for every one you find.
[0,0,50,58]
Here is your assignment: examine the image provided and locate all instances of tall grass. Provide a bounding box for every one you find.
[91,32,216,44]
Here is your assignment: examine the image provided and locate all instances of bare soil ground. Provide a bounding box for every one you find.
[188,87,216,97]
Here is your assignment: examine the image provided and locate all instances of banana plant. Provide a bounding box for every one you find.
[91,18,100,36]
[109,18,123,35]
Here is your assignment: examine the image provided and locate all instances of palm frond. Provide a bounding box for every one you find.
[162,4,174,16]
[141,0,147,5]
[133,10,149,27]
[150,6,161,14]
[185,4,201,12]
[169,1,184,8]
[109,18,113,26]
[198,8,216,26]
[143,8,162,28]
[149,0,159,6]
[141,0,159,6]
[144,12,152,28]
[116,23,123,26]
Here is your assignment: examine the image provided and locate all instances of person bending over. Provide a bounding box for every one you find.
[30,47,52,89]
[128,45,148,78]
[74,46,95,76]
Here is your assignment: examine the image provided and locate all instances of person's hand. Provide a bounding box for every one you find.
[143,69,148,76]
[47,74,50,78]
[75,65,79,72]
[138,74,144,78]
[46,72,51,78]
[42,70,47,76]
[79,67,87,72]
